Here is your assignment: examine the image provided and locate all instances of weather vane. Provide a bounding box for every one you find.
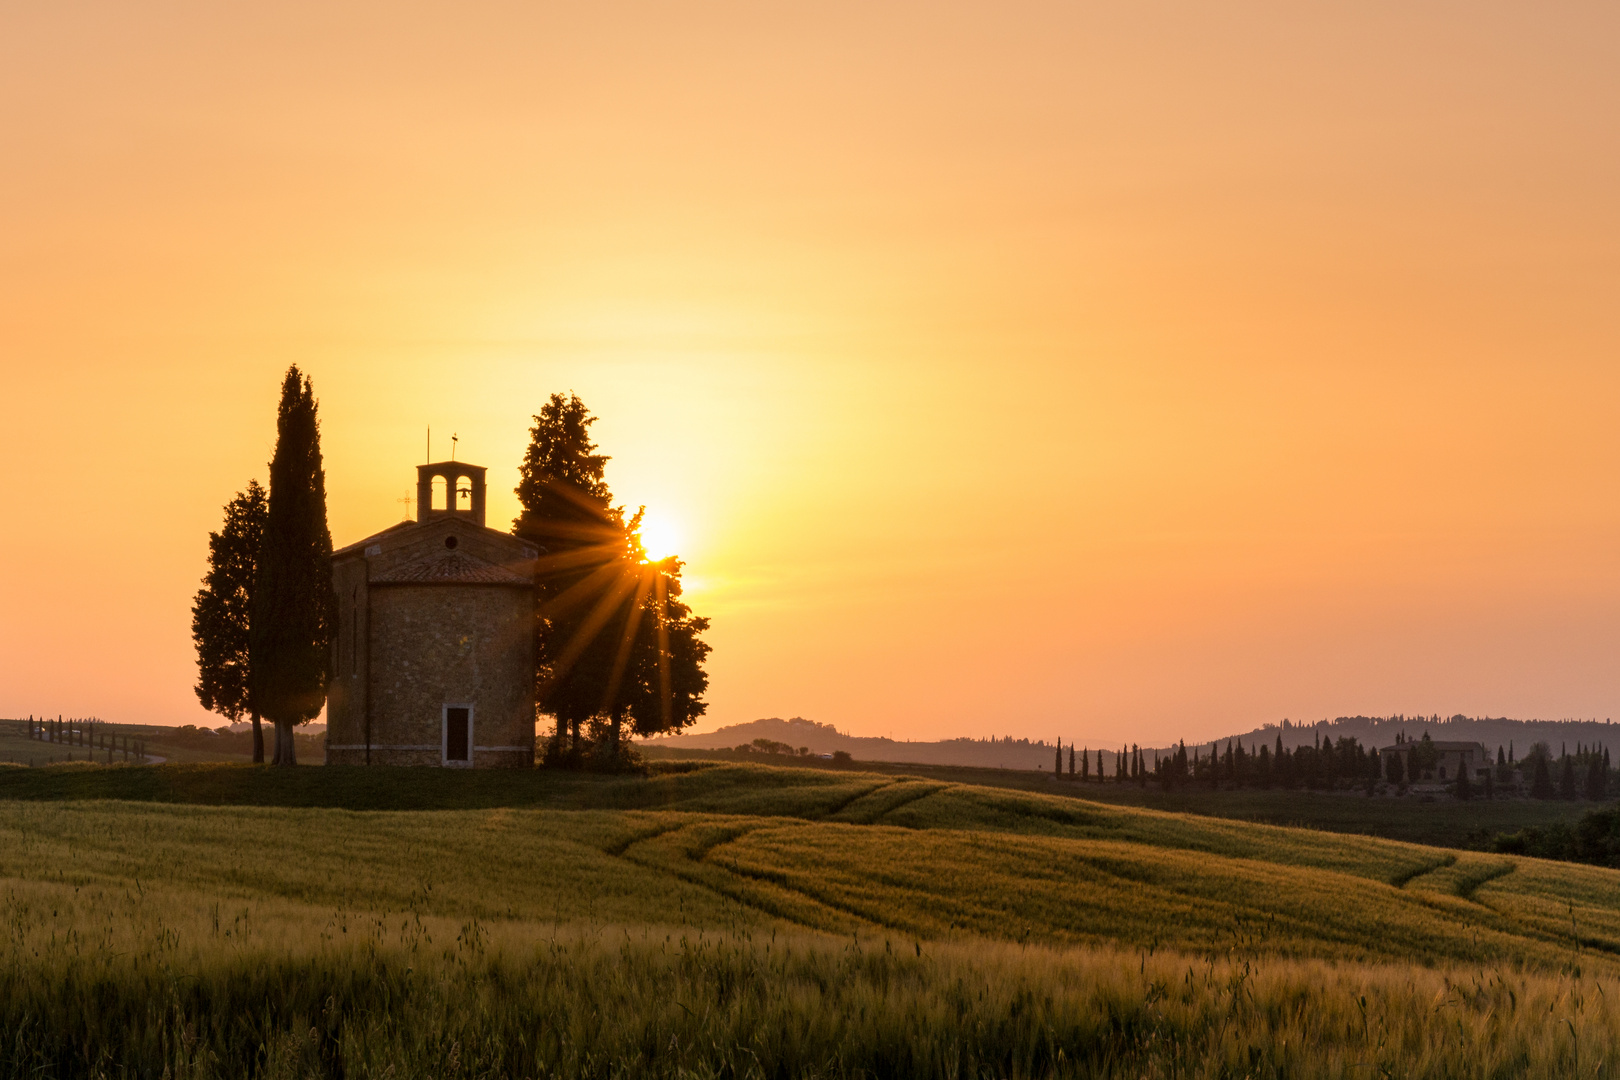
[451,433,458,461]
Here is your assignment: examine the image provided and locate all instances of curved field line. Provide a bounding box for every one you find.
[600,819,691,858]
[1453,861,1517,902]
[873,783,951,824]
[1389,854,1457,889]
[816,780,898,820]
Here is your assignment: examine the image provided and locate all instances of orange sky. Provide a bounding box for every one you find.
[3,2,1619,745]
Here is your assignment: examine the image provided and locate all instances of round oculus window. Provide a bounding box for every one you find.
[444,536,458,550]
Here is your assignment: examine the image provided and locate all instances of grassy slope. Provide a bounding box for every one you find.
[2,761,1617,975]
[644,745,1594,849]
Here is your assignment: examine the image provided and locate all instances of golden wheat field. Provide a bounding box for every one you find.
[3,761,1620,1077]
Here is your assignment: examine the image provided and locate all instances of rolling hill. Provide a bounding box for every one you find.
[653,712,1620,774]
[3,760,1616,1076]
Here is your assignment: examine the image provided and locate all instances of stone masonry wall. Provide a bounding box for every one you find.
[326,582,535,767]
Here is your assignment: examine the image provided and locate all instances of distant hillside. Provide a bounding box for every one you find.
[650,713,1620,773]
[646,717,1062,770]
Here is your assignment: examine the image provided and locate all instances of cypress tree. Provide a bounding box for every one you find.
[1586,755,1606,801]
[251,366,334,766]
[191,481,268,762]
[1531,754,1554,799]
[1560,755,1578,800]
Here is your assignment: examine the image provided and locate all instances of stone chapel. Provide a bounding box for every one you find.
[325,461,538,767]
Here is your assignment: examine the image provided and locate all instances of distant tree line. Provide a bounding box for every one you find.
[1052,731,1619,800]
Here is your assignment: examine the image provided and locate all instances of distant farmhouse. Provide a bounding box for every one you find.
[326,461,538,767]
[1377,735,1492,790]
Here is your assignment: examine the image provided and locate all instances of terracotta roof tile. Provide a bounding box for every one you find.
[371,552,530,586]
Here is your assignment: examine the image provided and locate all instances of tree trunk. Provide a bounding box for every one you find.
[610,707,623,762]
[570,718,580,760]
[274,720,298,766]
[251,712,264,764]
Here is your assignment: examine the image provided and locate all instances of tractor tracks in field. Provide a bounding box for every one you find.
[815,779,899,820]
[603,817,873,933]
[1390,852,1519,904]
[599,819,691,858]
[824,779,949,825]
[1450,860,1517,903]
[595,789,941,935]
[1388,854,1457,890]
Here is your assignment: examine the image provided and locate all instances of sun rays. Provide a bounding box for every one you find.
[529,484,681,734]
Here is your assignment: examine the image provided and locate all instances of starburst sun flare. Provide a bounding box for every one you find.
[636,513,681,562]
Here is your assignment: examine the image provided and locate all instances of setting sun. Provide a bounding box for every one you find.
[637,512,681,562]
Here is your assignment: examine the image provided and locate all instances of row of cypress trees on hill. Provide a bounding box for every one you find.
[192,367,332,765]
[1056,731,1620,800]
[1056,735,1387,790]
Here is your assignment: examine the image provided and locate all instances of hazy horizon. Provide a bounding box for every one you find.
[4,2,1619,747]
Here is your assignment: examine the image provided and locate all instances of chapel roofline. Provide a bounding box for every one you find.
[332,514,534,559]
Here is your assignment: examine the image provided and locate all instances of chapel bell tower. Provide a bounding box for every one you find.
[417,462,487,526]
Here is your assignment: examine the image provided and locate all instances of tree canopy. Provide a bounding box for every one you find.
[191,480,267,761]
[514,393,710,765]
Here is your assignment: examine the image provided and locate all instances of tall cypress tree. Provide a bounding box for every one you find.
[1531,753,1554,799]
[1560,755,1578,800]
[192,481,268,762]
[251,367,334,766]
[1586,754,1606,801]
